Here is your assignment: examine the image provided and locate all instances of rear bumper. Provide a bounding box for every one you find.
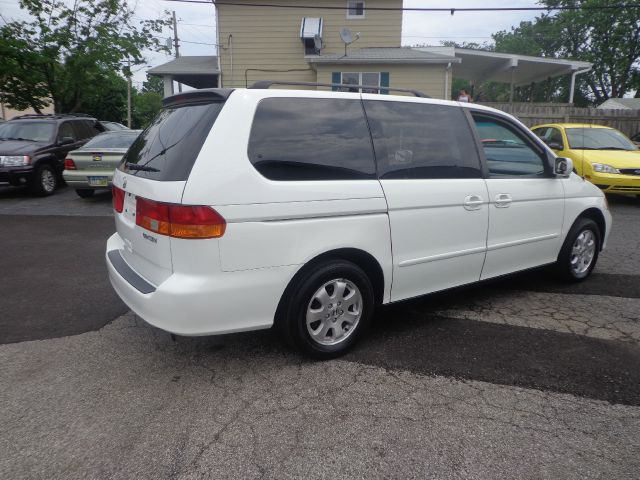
[105,233,296,336]
[63,170,113,189]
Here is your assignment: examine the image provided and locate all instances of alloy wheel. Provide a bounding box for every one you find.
[306,278,363,346]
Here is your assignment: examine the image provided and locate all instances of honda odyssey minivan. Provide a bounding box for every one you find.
[106,85,611,359]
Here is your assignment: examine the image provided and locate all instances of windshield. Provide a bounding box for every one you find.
[0,122,55,142]
[120,101,224,181]
[83,132,140,149]
[566,128,637,151]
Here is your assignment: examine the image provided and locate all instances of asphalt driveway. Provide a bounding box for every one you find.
[1,186,639,479]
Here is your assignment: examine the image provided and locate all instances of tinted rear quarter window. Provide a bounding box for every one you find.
[121,102,224,181]
[364,101,481,179]
[248,98,376,180]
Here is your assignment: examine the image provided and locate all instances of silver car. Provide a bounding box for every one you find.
[63,130,140,198]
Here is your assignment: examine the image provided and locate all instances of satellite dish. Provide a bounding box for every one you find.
[314,34,323,52]
[340,27,353,45]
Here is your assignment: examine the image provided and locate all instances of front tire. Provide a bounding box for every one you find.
[555,217,600,282]
[29,164,58,196]
[75,189,95,199]
[276,260,374,359]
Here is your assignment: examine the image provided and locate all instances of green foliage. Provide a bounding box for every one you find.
[141,75,164,95]
[80,70,128,122]
[132,91,163,129]
[0,0,171,113]
[439,2,639,104]
[491,1,640,102]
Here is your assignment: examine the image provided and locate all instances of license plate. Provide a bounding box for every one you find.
[88,176,108,186]
[123,191,136,219]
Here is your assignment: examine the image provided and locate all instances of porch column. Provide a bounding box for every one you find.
[163,75,174,98]
[508,65,516,104]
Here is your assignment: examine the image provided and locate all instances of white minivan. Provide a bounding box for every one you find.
[106,84,612,359]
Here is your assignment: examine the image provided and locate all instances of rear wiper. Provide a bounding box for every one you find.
[0,137,33,141]
[125,162,160,172]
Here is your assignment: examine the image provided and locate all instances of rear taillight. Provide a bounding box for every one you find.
[64,158,76,170]
[112,185,125,213]
[136,197,226,239]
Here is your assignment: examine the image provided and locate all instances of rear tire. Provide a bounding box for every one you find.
[75,189,95,199]
[29,164,57,196]
[276,260,374,360]
[555,217,600,283]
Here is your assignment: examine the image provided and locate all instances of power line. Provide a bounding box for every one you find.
[182,39,218,45]
[179,22,215,27]
[161,1,640,12]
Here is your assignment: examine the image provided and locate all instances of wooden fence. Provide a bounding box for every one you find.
[479,102,640,137]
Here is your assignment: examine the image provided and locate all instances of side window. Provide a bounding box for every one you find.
[473,115,547,177]
[364,101,482,179]
[547,128,564,149]
[533,127,564,150]
[57,122,77,141]
[71,121,89,140]
[83,120,102,137]
[248,98,376,181]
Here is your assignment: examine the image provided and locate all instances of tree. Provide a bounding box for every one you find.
[132,90,162,129]
[492,1,640,102]
[141,75,164,95]
[549,0,640,101]
[0,0,170,113]
[81,69,128,121]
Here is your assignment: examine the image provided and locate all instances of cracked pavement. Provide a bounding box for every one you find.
[1,188,639,479]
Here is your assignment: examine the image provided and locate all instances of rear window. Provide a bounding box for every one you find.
[84,132,139,149]
[120,102,224,181]
[247,98,376,181]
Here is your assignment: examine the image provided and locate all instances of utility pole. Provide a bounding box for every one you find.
[127,57,132,128]
[172,11,182,93]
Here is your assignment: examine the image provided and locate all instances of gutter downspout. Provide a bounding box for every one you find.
[228,34,234,87]
[215,2,222,87]
[569,66,592,105]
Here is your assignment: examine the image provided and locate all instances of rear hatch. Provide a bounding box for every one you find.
[112,90,231,285]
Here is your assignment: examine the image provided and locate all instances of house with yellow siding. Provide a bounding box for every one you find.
[149,1,591,103]
[150,1,458,99]
[215,0,457,98]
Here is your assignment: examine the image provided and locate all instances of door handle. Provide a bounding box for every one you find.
[463,195,484,211]
[494,193,512,208]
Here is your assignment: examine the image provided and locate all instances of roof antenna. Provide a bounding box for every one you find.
[340,27,360,57]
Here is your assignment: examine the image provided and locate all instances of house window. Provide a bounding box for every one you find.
[347,0,365,19]
[340,72,380,93]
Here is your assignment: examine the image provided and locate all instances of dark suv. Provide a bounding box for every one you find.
[0,114,104,195]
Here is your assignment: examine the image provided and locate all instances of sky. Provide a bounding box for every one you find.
[0,0,541,86]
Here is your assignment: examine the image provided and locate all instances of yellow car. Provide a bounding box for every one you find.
[531,123,640,196]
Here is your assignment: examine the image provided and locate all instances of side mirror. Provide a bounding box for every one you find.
[58,137,74,146]
[547,142,563,150]
[554,157,573,177]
